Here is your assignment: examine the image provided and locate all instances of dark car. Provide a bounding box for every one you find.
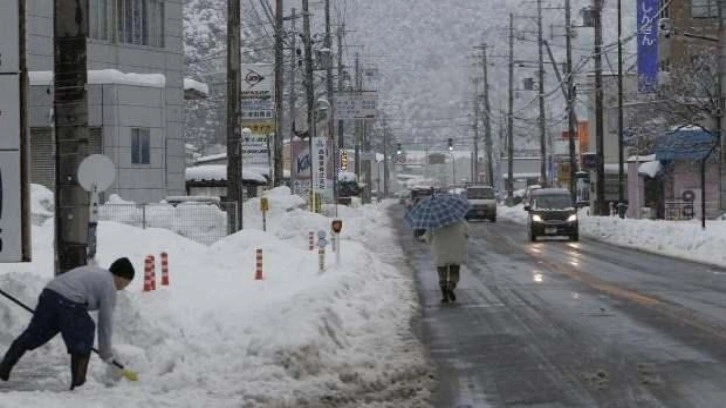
[525,188,579,242]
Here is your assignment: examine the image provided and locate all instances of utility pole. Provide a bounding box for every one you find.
[383,115,390,197]
[537,0,548,187]
[19,0,31,262]
[718,0,726,213]
[507,13,515,203]
[617,0,625,217]
[472,78,480,183]
[54,0,90,273]
[594,0,606,215]
[273,0,284,187]
[302,0,315,209]
[337,25,345,150]
[288,8,297,193]
[354,52,361,180]
[324,0,337,209]
[482,44,494,187]
[565,0,577,203]
[227,0,242,231]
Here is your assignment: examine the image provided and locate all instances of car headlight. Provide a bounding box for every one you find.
[532,214,543,222]
[567,214,578,222]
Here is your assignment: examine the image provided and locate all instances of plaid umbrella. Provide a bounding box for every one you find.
[404,193,471,230]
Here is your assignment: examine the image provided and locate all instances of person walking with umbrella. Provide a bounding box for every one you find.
[405,190,471,303]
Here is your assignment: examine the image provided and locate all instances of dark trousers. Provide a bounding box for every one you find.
[437,264,461,289]
[10,289,95,357]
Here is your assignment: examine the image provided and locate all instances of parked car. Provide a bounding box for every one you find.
[525,188,578,241]
[465,185,497,222]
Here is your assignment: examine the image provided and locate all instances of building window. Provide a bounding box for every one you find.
[90,0,113,40]
[131,128,151,164]
[116,0,165,47]
[692,0,718,18]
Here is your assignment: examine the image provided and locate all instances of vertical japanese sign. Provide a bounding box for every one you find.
[637,0,658,93]
[312,137,329,200]
[0,0,23,262]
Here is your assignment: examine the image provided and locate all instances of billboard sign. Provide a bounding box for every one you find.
[334,92,378,120]
[311,137,329,199]
[637,0,658,93]
[241,63,274,120]
[242,132,270,166]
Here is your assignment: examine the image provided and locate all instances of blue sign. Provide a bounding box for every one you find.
[637,0,658,93]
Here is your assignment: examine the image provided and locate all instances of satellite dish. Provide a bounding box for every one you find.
[78,154,116,192]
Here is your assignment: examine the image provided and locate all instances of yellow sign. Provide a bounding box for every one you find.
[260,197,269,212]
[341,151,348,171]
[244,122,275,134]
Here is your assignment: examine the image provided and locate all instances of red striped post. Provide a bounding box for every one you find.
[160,252,170,286]
[149,255,156,291]
[143,256,153,292]
[255,249,264,280]
[308,231,314,251]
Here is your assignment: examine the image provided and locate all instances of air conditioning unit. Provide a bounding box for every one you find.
[680,188,702,220]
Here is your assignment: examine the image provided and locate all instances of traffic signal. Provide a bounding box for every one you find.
[396,143,402,154]
[448,138,453,151]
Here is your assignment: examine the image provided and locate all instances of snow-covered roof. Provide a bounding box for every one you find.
[29,69,166,88]
[195,153,228,164]
[502,172,541,179]
[627,154,656,162]
[184,78,209,95]
[638,161,662,178]
[185,165,267,184]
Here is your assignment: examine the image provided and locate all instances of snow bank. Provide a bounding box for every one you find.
[0,190,431,406]
[498,203,726,268]
[183,77,209,95]
[580,217,726,267]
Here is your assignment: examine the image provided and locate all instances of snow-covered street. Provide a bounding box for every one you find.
[0,189,432,407]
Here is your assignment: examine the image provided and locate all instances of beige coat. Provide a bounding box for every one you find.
[424,221,470,267]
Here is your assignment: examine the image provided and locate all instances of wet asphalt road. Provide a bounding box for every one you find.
[394,208,726,408]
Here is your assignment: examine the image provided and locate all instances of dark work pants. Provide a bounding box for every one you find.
[11,289,95,357]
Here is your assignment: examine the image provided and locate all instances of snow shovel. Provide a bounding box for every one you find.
[0,287,138,382]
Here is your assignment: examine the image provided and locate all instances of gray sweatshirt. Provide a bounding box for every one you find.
[45,265,117,360]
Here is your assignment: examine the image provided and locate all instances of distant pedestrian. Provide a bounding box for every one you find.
[424,220,470,303]
[0,258,135,390]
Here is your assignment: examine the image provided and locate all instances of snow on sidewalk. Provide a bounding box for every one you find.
[0,188,432,407]
[497,204,726,268]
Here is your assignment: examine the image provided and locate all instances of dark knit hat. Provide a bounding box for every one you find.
[109,257,135,281]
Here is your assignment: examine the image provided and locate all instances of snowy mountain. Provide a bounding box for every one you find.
[342,0,637,150]
[182,0,638,153]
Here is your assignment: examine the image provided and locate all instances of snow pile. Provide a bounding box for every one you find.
[30,184,54,225]
[497,204,529,224]
[0,192,431,406]
[580,217,726,267]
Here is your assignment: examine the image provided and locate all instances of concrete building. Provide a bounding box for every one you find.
[27,0,185,203]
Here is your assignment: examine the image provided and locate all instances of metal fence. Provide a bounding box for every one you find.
[99,202,238,245]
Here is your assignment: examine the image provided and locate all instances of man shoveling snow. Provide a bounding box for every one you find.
[0,258,137,389]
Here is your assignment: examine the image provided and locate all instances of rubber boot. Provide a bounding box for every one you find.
[0,341,27,381]
[70,354,90,390]
[447,281,457,302]
[439,281,449,303]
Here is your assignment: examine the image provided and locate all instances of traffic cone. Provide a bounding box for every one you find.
[255,249,264,280]
[143,256,153,292]
[160,252,170,286]
[149,255,156,290]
